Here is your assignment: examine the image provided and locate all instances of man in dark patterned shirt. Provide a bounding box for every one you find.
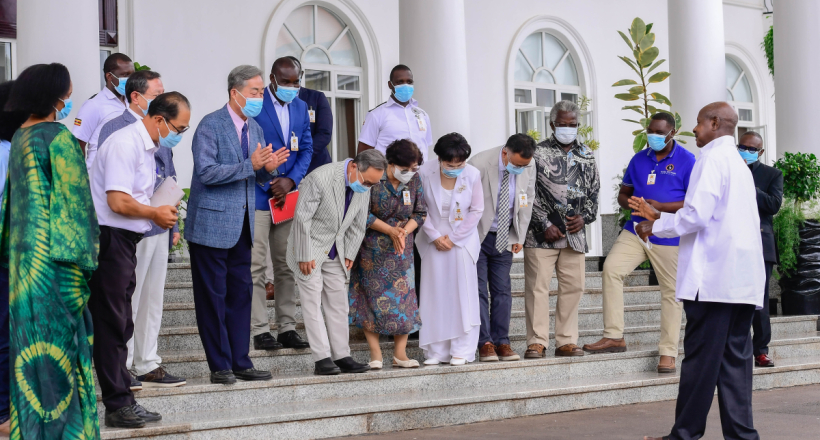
[523,100,600,359]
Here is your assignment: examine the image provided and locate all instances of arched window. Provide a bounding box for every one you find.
[275,4,363,160]
[725,56,767,161]
[513,31,583,140]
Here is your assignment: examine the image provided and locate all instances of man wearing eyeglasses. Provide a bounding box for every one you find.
[523,100,600,359]
[738,131,783,368]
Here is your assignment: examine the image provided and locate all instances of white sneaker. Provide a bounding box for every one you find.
[368,360,383,370]
[423,358,442,365]
[393,357,420,368]
[449,357,467,366]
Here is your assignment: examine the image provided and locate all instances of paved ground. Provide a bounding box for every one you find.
[338,384,820,439]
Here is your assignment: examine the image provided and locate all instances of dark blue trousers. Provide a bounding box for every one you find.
[189,215,254,372]
[0,266,9,423]
[670,297,759,440]
[476,232,514,347]
[752,262,773,355]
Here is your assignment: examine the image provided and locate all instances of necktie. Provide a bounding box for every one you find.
[496,170,510,253]
[241,122,249,160]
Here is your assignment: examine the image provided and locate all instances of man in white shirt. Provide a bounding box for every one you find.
[88,92,190,429]
[637,102,764,440]
[73,52,134,169]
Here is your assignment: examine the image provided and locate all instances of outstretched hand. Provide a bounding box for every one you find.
[629,196,661,221]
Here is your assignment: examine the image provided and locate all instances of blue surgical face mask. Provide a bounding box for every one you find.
[647,131,673,152]
[137,93,153,116]
[504,148,527,175]
[391,82,414,103]
[111,74,128,96]
[234,90,264,118]
[159,119,184,149]
[739,149,759,164]
[54,98,73,120]
[441,165,464,179]
[273,77,299,103]
[349,169,369,193]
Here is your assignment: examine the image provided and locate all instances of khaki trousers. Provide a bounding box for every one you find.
[602,230,681,357]
[295,256,351,362]
[524,247,585,348]
[250,210,297,337]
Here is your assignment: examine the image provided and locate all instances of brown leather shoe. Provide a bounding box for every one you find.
[555,344,584,357]
[755,354,775,367]
[525,343,546,358]
[479,342,498,362]
[582,337,627,354]
[657,355,676,373]
[265,282,275,300]
[496,344,520,361]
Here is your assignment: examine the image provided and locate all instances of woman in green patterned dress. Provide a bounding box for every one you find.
[1,63,100,439]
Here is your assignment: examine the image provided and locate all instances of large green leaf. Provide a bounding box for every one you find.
[618,56,641,76]
[647,105,658,115]
[675,138,688,144]
[645,23,654,34]
[617,31,634,51]
[677,131,696,137]
[647,71,671,84]
[633,132,648,152]
[630,17,646,45]
[615,93,641,101]
[628,85,645,95]
[674,112,683,131]
[612,79,638,87]
[640,118,651,128]
[647,59,666,74]
[639,33,655,52]
[649,92,672,106]
[639,47,659,67]
[622,119,643,124]
[633,128,646,136]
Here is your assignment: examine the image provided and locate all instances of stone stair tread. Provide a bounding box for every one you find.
[99,353,820,439]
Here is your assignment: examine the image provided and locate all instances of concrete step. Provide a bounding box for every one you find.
[99,347,820,439]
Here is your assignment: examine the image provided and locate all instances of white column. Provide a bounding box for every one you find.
[773,1,820,156]
[667,0,726,148]
[17,0,100,122]
[399,0,471,153]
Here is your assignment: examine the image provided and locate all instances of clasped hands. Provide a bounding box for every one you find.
[388,226,408,254]
[251,143,290,173]
[628,196,661,242]
[433,235,454,252]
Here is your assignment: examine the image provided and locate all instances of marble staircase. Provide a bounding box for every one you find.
[98,257,820,439]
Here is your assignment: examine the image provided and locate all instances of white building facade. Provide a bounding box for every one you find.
[8,0,812,255]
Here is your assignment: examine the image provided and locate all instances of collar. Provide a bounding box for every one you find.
[547,135,585,155]
[385,95,418,109]
[646,141,679,162]
[498,148,506,172]
[226,103,247,131]
[267,87,289,108]
[136,120,159,152]
[702,135,735,153]
[749,160,762,171]
[344,158,352,187]
[101,86,124,103]
[128,108,144,120]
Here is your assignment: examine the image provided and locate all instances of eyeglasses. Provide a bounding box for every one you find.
[553,122,580,128]
[167,119,190,135]
[737,144,758,153]
[395,166,420,174]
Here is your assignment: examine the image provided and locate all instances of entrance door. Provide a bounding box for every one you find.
[335,97,359,160]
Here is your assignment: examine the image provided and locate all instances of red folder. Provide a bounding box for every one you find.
[269,190,299,224]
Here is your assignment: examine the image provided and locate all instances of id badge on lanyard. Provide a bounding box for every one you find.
[455,202,464,221]
[402,190,411,206]
[647,171,656,185]
[416,115,426,132]
[290,132,299,151]
[308,108,316,123]
[519,191,528,208]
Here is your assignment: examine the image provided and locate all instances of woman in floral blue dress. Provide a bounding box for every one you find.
[349,139,426,369]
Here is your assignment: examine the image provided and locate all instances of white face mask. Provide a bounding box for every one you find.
[554,126,578,145]
[393,165,415,184]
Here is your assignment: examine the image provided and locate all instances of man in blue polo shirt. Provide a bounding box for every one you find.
[583,112,695,374]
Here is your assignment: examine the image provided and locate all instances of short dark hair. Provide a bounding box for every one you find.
[5,63,71,118]
[650,112,676,130]
[434,132,471,163]
[740,131,763,143]
[285,56,302,73]
[147,92,191,121]
[505,133,536,159]
[385,139,424,167]
[125,70,161,103]
[272,57,299,75]
[103,53,133,74]
[0,81,29,142]
[390,64,412,83]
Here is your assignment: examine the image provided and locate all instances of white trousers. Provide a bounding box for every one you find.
[295,256,351,362]
[423,325,480,363]
[126,231,168,375]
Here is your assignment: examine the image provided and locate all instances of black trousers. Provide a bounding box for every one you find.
[88,226,138,412]
[670,298,759,440]
[752,262,774,355]
[188,214,254,372]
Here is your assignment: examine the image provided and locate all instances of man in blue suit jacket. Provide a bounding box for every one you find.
[186,65,289,384]
[249,57,314,351]
[286,56,333,174]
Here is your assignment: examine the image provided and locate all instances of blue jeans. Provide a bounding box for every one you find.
[476,232,513,348]
[0,266,9,423]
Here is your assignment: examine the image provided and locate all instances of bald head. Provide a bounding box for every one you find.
[693,102,738,148]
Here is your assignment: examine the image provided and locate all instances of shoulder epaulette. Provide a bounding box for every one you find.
[368,101,387,112]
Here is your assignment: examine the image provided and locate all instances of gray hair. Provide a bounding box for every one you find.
[227,65,263,94]
[353,149,388,172]
[549,99,580,122]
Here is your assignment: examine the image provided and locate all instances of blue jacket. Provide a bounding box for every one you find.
[299,87,333,174]
[186,105,275,249]
[253,87,312,210]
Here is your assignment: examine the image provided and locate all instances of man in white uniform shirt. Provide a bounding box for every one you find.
[637,102,764,440]
[88,92,190,429]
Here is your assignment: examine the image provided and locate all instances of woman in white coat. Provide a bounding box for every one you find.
[416,133,484,365]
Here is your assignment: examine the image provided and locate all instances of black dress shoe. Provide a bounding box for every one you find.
[210,369,236,384]
[334,356,371,373]
[314,357,341,375]
[278,330,310,349]
[234,368,273,381]
[132,403,162,422]
[130,376,143,391]
[254,332,284,350]
[104,405,145,428]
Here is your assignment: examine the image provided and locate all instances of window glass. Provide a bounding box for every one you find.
[304,47,330,64]
[276,27,300,59]
[99,49,111,89]
[561,93,578,103]
[338,74,359,91]
[739,109,753,122]
[734,76,753,103]
[514,89,532,104]
[554,54,579,86]
[329,30,360,66]
[543,34,566,71]
[515,52,534,82]
[519,33,542,68]
[0,42,10,82]
[725,58,742,89]
[534,70,554,84]
[315,6,345,49]
[286,5,314,47]
[536,89,555,107]
[305,70,331,91]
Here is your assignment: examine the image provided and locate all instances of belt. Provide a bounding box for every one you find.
[108,226,145,244]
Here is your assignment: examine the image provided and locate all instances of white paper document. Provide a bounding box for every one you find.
[633,222,653,250]
[150,178,185,207]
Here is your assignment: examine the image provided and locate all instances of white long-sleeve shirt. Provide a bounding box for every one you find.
[652,135,765,308]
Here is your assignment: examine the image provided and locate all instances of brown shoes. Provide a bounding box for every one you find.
[525,343,546,358]
[496,344,520,361]
[479,342,499,362]
[755,354,775,367]
[582,337,627,354]
[555,344,584,357]
[657,355,676,373]
[265,282,275,300]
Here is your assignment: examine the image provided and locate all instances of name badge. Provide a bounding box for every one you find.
[416,115,426,132]
[519,193,528,208]
[308,108,316,123]
[290,132,299,151]
[455,202,464,221]
[402,190,411,206]
[647,172,656,185]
